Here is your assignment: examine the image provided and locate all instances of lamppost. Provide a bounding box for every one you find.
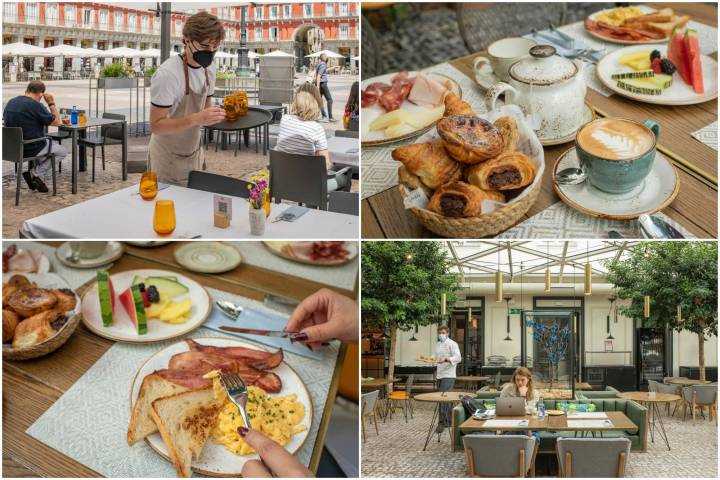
[237,2,253,76]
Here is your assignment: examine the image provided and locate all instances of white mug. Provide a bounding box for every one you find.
[473,37,536,83]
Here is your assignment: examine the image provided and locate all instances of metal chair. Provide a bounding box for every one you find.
[556,437,631,477]
[328,191,359,216]
[2,127,57,205]
[334,129,359,139]
[77,112,125,182]
[463,434,537,477]
[187,170,252,198]
[388,374,415,422]
[682,385,718,422]
[269,149,329,210]
[653,381,681,416]
[361,390,380,442]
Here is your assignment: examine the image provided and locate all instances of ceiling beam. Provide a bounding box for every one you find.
[464,262,499,274]
[446,241,464,279]
[512,244,618,276]
[506,242,514,280]
[558,242,569,282]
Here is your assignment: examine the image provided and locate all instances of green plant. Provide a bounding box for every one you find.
[362,241,460,391]
[216,71,236,80]
[101,62,129,78]
[605,242,717,381]
[144,66,157,77]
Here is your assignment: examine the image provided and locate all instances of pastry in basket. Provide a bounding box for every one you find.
[466,151,536,191]
[6,287,58,317]
[3,309,19,343]
[494,116,520,153]
[223,90,249,122]
[391,140,463,189]
[11,309,64,349]
[398,166,433,196]
[427,181,504,218]
[437,115,504,164]
[443,92,475,117]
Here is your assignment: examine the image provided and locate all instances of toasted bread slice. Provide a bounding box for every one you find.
[647,16,689,36]
[150,387,224,478]
[127,373,190,445]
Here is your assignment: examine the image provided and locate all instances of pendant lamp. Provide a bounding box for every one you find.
[584,243,592,295]
[495,271,503,302]
[504,296,513,341]
[441,293,447,316]
[606,296,616,339]
[409,325,418,341]
[643,295,651,318]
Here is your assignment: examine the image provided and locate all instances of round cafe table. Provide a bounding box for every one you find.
[617,391,681,451]
[414,391,470,451]
[204,107,273,156]
[665,377,711,386]
[456,375,491,390]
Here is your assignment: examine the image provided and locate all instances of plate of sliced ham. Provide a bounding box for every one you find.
[362,70,462,147]
[2,245,51,274]
[263,241,357,266]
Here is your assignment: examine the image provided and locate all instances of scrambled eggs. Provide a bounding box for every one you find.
[204,370,306,456]
[595,7,645,26]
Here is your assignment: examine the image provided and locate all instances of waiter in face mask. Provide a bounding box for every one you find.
[435,325,462,433]
[148,11,226,185]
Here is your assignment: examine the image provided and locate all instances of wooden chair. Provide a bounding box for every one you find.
[361,390,380,442]
[463,434,537,477]
[388,374,415,422]
[2,127,57,205]
[556,437,630,477]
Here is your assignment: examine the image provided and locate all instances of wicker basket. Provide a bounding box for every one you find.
[399,179,541,238]
[2,312,82,361]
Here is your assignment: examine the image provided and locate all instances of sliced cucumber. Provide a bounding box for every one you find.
[611,70,654,80]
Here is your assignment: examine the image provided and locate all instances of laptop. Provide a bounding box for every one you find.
[496,397,525,416]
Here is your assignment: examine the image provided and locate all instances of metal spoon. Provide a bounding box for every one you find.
[638,214,685,239]
[556,167,587,185]
[216,300,244,320]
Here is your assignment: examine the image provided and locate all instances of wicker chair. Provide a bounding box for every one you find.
[561,3,617,24]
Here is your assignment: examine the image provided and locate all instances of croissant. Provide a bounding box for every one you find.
[466,151,536,191]
[443,92,475,117]
[392,140,463,189]
[398,166,433,196]
[494,116,520,153]
[437,115,505,164]
[6,287,57,318]
[427,181,504,218]
[12,309,61,349]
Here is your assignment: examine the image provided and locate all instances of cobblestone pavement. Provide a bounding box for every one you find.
[361,401,718,478]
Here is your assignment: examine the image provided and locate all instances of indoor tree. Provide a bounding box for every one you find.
[605,242,717,381]
[361,241,460,391]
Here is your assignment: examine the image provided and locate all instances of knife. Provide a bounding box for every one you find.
[218,325,295,338]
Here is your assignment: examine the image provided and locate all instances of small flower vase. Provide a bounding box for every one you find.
[249,206,265,235]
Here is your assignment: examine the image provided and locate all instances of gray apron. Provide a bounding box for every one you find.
[148,56,208,186]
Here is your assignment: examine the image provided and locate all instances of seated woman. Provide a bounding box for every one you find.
[500,366,539,413]
[275,91,348,192]
[343,81,359,131]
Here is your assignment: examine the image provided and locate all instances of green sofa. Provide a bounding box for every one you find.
[577,386,620,400]
[452,397,647,453]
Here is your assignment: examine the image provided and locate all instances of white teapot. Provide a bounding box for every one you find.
[484,45,587,140]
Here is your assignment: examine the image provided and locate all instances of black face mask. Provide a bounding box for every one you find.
[192,49,215,68]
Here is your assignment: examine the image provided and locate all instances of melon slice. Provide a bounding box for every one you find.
[97,270,116,327]
[119,285,148,335]
[684,29,704,94]
[667,27,691,86]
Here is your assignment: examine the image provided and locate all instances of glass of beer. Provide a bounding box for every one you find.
[153,199,176,235]
[139,171,158,200]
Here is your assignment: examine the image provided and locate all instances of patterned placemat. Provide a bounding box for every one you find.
[495,201,695,239]
[691,121,718,151]
[25,286,339,477]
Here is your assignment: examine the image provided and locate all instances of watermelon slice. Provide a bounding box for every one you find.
[119,285,148,335]
[96,270,116,327]
[667,27,691,86]
[684,29,704,94]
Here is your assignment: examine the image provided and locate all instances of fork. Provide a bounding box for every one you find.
[219,371,250,429]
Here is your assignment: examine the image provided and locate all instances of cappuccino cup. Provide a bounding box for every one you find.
[575,118,659,194]
[69,241,108,259]
[473,37,536,83]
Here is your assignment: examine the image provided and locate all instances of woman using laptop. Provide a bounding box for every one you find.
[500,366,540,413]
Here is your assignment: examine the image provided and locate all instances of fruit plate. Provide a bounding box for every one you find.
[585,6,668,45]
[130,337,312,476]
[361,71,462,147]
[263,241,358,266]
[81,269,211,343]
[597,45,718,105]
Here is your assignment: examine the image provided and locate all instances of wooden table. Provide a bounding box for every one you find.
[618,391,681,450]
[2,242,355,477]
[460,411,638,434]
[362,377,396,389]
[456,375,491,390]
[362,2,718,238]
[414,391,471,450]
[665,377,712,386]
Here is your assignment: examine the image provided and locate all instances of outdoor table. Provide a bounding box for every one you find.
[665,377,712,386]
[2,242,352,477]
[205,106,272,156]
[19,184,358,239]
[328,135,360,169]
[414,391,471,451]
[460,411,638,435]
[455,375,491,390]
[58,117,127,194]
[253,103,287,123]
[362,377,397,389]
[618,391,681,451]
[362,2,718,238]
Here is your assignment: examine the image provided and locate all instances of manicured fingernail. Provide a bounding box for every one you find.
[289,332,308,343]
[321,342,330,346]
[238,427,249,437]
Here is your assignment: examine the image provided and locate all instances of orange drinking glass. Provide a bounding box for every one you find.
[262,191,271,217]
[140,171,158,200]
[153,199,176,235]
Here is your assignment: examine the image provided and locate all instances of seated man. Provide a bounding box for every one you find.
[3,80,68,192]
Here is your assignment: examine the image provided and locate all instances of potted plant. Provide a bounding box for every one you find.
[143,65,157,86]
[97,62,135,89]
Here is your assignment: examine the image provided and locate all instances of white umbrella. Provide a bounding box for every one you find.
[104,47,143,58]
[42,44,94,58]
[2,42,50,57]
[305,49,345,59]
[247,51,259,59]
[262,50,294,57]
[84,48,113,58]
[139,48,161,58]
[214,51,236,59]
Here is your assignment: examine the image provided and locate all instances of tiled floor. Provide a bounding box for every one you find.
[361,400,718,478]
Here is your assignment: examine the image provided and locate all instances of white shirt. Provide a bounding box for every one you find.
[150,54,216,116]
[275,114,328,156]
[435,337,461,379]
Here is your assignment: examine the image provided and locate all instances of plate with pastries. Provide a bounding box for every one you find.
[392,92,544,238]
[3,272,81,360]
[585,6,690,44]
[127,337,312,477]
[361,70,462,147]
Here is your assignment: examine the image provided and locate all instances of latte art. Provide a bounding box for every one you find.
[578,119,654,160]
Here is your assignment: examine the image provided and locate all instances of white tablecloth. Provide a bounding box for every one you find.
[328,136,359,167]
[21,185,358,239]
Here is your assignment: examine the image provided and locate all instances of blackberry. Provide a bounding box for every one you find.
[650,50,662,61]
[147,285,160,303]
[660,58,676,75]
[138,282,146,292]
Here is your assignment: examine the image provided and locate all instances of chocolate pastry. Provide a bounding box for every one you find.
[443,92,475,117]
[51,288,77,313]
[466,151,536,191]
[392,140,462,189]
[7,287,57,318]
[494,116,520,153]
[437,115,505,164]
[427,181,504,218]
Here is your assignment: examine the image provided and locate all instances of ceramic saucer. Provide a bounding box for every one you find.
[173,242,242,273]
[125,241,172,247]
[552,147,679,220]
[56,241,124,269]
[538,102,595,146]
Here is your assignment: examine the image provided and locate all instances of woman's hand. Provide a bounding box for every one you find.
[286,288,358,348]
[239,427,313,478]
[518,385,528,397]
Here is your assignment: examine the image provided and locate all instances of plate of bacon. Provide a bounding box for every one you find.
[361,70,462,146]
[263,241,357,266]
[585,6,689,44]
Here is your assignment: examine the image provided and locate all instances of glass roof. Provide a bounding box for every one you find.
[442,241,638,276]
